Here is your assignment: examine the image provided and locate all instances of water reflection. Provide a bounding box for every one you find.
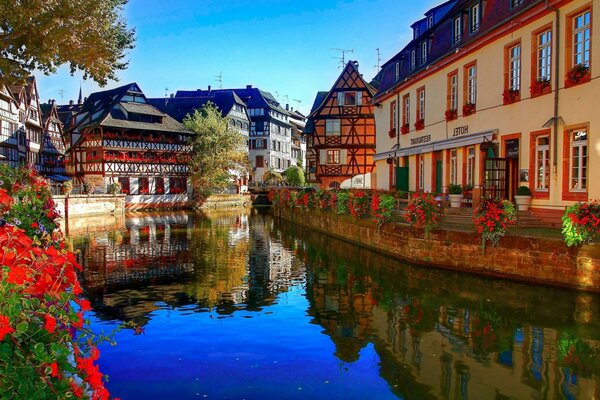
[71,211,600,400]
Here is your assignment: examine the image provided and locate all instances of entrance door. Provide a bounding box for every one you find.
[483,158,509,200]
[396,166,409,191]
[504,139,520,200]
[435,160,443,193]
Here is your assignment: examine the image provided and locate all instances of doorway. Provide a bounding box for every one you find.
[504,139,520,201]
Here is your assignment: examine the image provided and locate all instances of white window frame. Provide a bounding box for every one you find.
[467,147,475,186]
[471,3,480,33]
[535,135,550,191]
[573,10,591,67]
[325,119,341,136]
[327,149,340,165]
[569,129,588,192]
[395,61,400,81]
[410,49,416,70]
[450,74,458,110]
[453,17,462,44]
[418,156,425,190]
[508,44,521,91]
[418,89,426,121]
[450,149,458,185]
[467,65,477,104]
[337,91,362,106]
[537,30,552,81]
[403,95,410,126]
[421,42,427,65]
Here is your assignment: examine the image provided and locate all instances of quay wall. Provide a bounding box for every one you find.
[198,194,251,210]
[276,207,600,292]
[54,195,126,218]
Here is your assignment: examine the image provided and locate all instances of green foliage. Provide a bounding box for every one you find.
[562,201,600,247]
[372,193,396,227]
[448,184,463,195]
[335,191,349,215]
[516,185,531,196]
[0,0,135,87]
[263,169,284,185]
[283,165,305,187]
[184,102,250,199]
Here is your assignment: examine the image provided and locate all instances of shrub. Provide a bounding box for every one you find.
[448,184,463,195]
[473,198,516,246]
[371,192,396,227]
[348,190,369,218]
[404,192,439,235]
[562,201,600,247]
[335,191,349,215]
[516,185,531,196]
[283,165,305,187]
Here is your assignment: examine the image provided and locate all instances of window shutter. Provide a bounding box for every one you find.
[356,92,362,105]
[340,149,347,165]
[320,150,327,164]
[337,92,344,106]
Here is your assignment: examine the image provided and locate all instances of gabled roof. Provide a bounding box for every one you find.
[176,86,289,115]
[69,83,190,134]
[56,103,83,128]
[148,91,247,122]
[303,91,328,135]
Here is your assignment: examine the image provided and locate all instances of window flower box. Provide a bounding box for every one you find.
[462,103,476,116]
[530,79,551,97]
[565,64,590,87]
[445,109,458,121]
[400,123,410,135]
[388,128,396,139]
[414,119,425,131]
[502,89,520,105]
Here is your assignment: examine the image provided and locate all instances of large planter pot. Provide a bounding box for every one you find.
[448,194,463,208]
[514,195,532,211]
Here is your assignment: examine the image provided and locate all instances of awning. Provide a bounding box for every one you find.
[47,175,71,183]
[374,129,497,161]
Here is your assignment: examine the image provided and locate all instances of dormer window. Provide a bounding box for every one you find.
[410,49,416,71]
[428,15,434,29]
[453,16,462,44]
[395,61,400,81]
[421,42,428,65]
[414,26,420,39]
[470,3,480,33]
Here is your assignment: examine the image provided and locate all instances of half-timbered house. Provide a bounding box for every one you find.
[0,86,20,167]
[9,77,44,168]
[304,61,377,189]
[39,102,67,181]
[67,83,193,209]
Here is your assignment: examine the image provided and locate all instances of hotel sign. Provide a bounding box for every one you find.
[452,125,469,137]
[410,134,431,146]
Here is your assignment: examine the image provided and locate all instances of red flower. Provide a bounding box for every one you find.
[44,314,57,334]
[0,315,14,341]
[49,361,59,378]
[78,298,92,312]
[6,264,28,285]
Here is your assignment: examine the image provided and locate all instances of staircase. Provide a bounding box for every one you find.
[439,207,476,232]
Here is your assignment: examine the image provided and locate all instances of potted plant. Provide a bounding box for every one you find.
[62,180,73,196]
[448,184,463,208]
[514,185,532,211]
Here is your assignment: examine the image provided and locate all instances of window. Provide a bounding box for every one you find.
[403,94,410,127]
[450,149,458,185]
[390,101,397,134]
[569,129,588,192]
[118,177,130,194]
[256,138,264,149]
[169,177,187,194]
[417,88,426,121]
[470,3,480,33]
[256,155,264,168]
[155,177,165,194]
[536,29,552,82]
[421,42,428,65]
[453,16,462,44]
[508,43,521,91]
[428,15,434,29]
[138,177,149,194]
[466,147,475,186]
[337,91,362,106]
[448,72,458,111]
[395,61,400,81]
[327,150,340,165]
[410,49,416,71]
[418,155,425,191]
[466,64,477,105]
[572,10,591,68]
[535,135,550,191]
[326,120,341,136]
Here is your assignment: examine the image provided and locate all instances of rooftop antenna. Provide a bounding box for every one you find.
[374,48,381,71]
[281,94,289,105]
[292,99,302,109]
[330,48,354,69]
[214,71,223,89]
[164,87,169,106]
[58,89,65,100]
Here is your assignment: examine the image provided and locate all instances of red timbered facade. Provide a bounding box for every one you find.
[67,83,193,208]
[305,61,376,189]
[39,102,67,180]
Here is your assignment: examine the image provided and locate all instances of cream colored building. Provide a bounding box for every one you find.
[373,0,597,220]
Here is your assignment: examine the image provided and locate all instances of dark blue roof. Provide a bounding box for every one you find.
[175,87,289,115]
[148,91,245,122]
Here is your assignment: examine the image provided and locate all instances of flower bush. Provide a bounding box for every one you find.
[566,64,590,85]
[348,190,369,218]
[404,192,439,235]
[562,200,600,247]
[414,119,425,131]
[502,89,520,105]
[400,123,410,135]
[462,102,476,116]
[371,192,396,227]
[0,167,118,399]
[335,191,350,215]
[530,79,551,96]
[473,198,516,246]
[445,109,457,121]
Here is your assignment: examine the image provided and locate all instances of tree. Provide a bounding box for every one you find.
[183,102,250,199]
[283,165,305,187]
[0,0,135,87]
[263,169,284,185]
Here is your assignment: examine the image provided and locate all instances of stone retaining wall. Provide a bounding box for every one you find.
[54,195,126,218]
[198,194,251,210]
[276,207,600,292]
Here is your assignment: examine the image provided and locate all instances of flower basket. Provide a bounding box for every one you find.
[529,79,551,97]
[565,64,590,86]
[414,119,425,131]
[473,198,516,247]
[561,200,600,247]
[388,128,396,138]
[404,192,439,235]
[400,123,410,135]
[462,103,476,116]
[371,192,396,227]
[348,190,369,218]
[445,109,458,121]
[502,89,520,105]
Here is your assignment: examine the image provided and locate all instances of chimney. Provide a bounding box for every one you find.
[170,93,174,98]
[246,85,252,89]
[285,104,289,111]
[69,100,74,106]
[208,85,211,92]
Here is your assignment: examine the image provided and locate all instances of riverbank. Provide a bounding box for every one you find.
[276,206,600,293]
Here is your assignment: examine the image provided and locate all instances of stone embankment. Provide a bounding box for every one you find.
[276,207,600,292]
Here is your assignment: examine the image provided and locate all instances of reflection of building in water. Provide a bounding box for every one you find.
[297,226,600,400]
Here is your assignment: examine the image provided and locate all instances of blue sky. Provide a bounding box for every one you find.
[35,0,441,115]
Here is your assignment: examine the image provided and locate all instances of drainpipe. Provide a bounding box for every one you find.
[551,1,560,175]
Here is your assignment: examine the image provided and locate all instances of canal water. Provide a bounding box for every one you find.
[70,210,600,400]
